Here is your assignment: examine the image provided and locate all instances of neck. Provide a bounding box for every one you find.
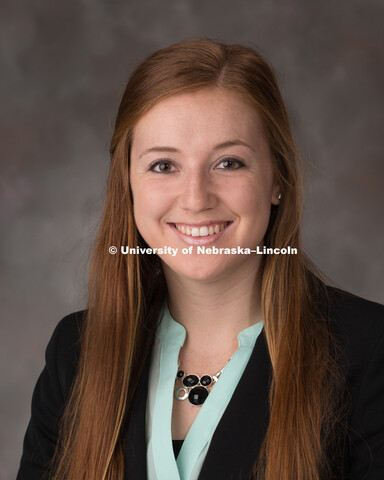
[162,263,263,364]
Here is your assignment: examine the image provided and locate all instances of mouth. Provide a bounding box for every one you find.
[170,221,233,238]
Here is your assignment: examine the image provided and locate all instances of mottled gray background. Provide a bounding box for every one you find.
[1,0,383,477]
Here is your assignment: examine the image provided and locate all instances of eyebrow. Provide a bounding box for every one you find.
[138,140,255,158]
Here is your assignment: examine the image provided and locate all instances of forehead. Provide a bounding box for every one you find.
[130,88,268,153]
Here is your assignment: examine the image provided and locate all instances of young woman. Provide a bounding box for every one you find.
[17,38,384,480]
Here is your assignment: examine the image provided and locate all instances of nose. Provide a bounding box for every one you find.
[178,170,216,212]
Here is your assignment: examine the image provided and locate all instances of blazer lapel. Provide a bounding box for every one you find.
[124,353,151,479]
[198,328,272,480]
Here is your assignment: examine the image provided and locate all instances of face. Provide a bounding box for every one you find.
[129,88,280,283]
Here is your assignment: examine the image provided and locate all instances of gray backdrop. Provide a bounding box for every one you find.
[1,0,383,477]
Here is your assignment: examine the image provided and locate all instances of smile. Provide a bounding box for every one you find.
[173,221,231,237]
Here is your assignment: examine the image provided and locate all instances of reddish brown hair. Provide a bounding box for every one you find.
[52,38,347,480]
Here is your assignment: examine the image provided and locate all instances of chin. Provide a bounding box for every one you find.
[163,258,230,283]
[181,269,222,282]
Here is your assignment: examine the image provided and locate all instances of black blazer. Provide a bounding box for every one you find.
[17,286,384,479]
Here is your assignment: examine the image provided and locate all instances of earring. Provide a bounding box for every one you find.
[277,193,282,200]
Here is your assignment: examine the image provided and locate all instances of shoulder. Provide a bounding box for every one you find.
[322,285,384,364]
[45,309,87,400]
[321,287,384,476]
[324,284,384,324]
[17,310,87,478]
[323,286,384,381]
[50,309,86,348]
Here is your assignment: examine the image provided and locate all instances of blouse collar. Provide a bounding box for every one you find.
[155,301,264,350]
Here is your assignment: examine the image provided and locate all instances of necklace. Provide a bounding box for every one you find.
[174,358,230,406]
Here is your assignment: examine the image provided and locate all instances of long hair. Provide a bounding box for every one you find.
[52,38,347,480]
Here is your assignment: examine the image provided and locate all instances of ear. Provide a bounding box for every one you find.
[271,183,281,206]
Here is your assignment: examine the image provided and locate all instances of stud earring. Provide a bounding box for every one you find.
[277,193,282,200]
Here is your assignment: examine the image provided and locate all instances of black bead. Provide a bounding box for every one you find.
[182,374,199,387]
[200,375,212,387]
[188,386,209,405]
[177,370,184,378]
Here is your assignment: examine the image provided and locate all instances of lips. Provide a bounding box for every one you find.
[173,221,230,237]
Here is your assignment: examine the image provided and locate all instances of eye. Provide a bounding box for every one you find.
[216,157,244,170]
[149,160,176,173]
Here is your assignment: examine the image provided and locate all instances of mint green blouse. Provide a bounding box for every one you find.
[146,303,264,480]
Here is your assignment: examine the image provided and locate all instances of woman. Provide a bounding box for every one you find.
[17,38,384,480]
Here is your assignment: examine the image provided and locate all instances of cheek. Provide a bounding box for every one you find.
[227,177,273,244]
[227,176,273,212]
[131,181,172,232]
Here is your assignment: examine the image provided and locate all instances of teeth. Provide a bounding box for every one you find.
[175,222,228,237]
